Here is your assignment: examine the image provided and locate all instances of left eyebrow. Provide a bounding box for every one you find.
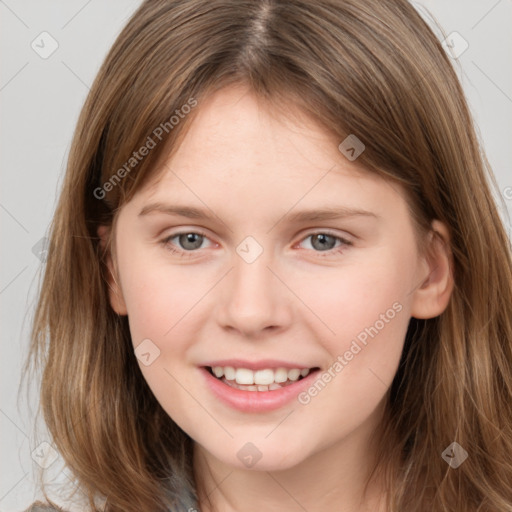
[138,202,379,222]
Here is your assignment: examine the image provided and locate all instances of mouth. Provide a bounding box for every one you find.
[203,365,321,392]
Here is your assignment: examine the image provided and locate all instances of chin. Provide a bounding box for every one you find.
[207,439,311,472]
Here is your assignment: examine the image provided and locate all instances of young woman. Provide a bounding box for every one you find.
[25,0,512,510]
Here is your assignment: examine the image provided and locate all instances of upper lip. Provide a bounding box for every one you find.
[201,359,318,371]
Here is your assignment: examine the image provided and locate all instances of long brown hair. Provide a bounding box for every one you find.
[24,0,512,510]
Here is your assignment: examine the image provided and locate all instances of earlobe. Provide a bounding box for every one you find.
[97,224,128,316]
[410,220,454,320]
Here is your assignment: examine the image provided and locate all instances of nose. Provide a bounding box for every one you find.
[216,250,293,337]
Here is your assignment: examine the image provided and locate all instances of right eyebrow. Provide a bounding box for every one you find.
[138,203,211,219]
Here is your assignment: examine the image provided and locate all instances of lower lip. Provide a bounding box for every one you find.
[200,367,320,412]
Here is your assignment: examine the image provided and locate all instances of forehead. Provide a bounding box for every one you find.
[128,85,406,224]
[168,85,342,172]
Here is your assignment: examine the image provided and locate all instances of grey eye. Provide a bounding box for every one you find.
[309,233,338,251]
[177,233,204,250]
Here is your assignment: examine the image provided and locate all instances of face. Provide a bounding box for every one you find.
[105,84,435,472]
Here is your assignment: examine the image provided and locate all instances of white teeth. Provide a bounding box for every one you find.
[224,366,236,380]
[212,366,224,378]
[235,368,254,385]
[274,368,289,383]
[254,369,274,385]
[210,365,314,386]
[287,369,301,381]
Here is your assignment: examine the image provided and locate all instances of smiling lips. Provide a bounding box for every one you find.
[201,363,321,412]
[200,358,321,411]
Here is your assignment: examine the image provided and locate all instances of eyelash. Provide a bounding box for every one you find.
[160,230,353,258]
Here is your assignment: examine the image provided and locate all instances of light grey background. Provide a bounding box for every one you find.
[1,1,511,510]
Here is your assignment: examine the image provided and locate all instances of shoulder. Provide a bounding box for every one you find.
[24,502,67,512]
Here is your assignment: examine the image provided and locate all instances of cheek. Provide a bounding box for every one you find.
[117,249,205,348]
[295,255,409,353]
[294,265,409,445]
[290,254,412,426]
[119,257,208,417]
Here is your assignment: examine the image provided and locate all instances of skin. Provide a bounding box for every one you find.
[99,84,454,511]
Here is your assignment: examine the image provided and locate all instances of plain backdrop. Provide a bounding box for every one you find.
[1,1,511,510]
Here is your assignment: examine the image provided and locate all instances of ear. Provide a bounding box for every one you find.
[97,224,128,316]
[410,220,454,319]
